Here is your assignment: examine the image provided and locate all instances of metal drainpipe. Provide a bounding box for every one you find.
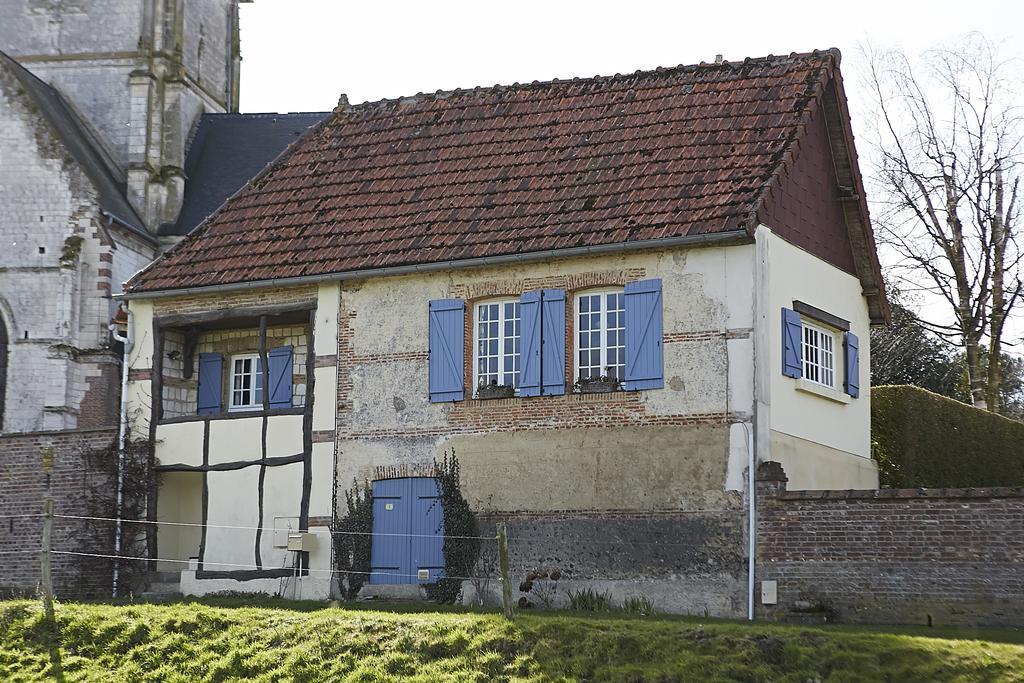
[108,302,133,598]
[744,422,755,620]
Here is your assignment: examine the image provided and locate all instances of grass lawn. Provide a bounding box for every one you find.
[0,598,1022,682]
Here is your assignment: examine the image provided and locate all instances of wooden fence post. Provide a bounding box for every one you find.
[41,496,55,624]
[496,522,514,620]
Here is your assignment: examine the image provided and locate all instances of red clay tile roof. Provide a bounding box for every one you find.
[128,50,847,293]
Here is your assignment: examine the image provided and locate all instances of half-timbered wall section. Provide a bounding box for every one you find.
[126,283,339,598]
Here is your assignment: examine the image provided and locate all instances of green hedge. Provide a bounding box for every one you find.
[872,385,1024,488]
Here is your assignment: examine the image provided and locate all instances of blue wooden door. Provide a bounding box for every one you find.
[369,478,445,585]
[410,478,445,582]
[369,479,409,584]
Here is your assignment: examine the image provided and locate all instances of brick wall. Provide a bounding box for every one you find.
[756,462,1024,627]
[0,428,118,598]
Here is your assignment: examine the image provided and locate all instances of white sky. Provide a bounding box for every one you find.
[238,0,1022,113]
[237,0,1024,346]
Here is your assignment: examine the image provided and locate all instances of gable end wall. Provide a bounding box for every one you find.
[761,98,857,276]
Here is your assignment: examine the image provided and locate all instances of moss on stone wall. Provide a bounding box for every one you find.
[872,385,1024,487]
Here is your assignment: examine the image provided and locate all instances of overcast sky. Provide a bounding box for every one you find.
[237,0,1024,346]
[238,0,1022,113]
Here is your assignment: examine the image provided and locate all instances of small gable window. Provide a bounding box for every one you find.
[474,299,521,392]
[576,289,625,382]
[801,321,837,389]
[229,353,264,411]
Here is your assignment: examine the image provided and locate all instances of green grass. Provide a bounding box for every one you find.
[1,599,1023,682]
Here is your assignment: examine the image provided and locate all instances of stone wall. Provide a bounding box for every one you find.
[0,428,118,598]
[0,57,126,433]
[480,509,746,616]
[756,462,1024,627]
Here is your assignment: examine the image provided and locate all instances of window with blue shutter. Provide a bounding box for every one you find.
[781,308,803,378]
[197,352,223,415]
[844,332,860,398]
[623,279,664,391]
[518,291,542,397]
[428,299,465,402]
[540,289,566,395]
[267,345,294,409]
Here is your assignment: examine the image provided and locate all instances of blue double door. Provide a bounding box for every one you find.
[369,477,445,584]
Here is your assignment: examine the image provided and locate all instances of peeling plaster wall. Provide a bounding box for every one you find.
[335,245,755,614]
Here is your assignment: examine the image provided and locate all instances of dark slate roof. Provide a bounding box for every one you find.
[127,50,878,296]
[0,51,147,236]
[162,112,330,237]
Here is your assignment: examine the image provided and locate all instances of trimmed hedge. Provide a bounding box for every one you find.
[872,385,1024,488]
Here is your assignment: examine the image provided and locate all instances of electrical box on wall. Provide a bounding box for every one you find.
[761,580,778,605]
[273,517,299,548]
[287,532,318,552]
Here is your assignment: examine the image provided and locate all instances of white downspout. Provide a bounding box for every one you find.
[109,302,133,598]
[744,422,755,620]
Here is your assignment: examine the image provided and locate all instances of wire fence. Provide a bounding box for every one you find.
[13,497,724,623]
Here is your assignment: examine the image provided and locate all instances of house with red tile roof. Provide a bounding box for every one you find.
[120,49,888,613]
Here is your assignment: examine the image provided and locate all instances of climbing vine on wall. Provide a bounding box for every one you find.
[74,436,152,597]
[331,478,373,599]
[425,450,481,604]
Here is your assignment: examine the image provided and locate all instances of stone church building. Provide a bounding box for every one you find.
[0,0,325,432]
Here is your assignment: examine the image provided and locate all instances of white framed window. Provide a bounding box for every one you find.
[575,289,625,382]
[229,353,264,411]
[474,299,521,390]
[801,322,836,389]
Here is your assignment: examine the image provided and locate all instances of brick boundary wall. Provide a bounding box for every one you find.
[0,428,117,598]
[756,461,1024,627]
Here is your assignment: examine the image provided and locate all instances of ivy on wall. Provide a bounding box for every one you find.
[426,450,481,604]
[331,478,373,599]
[75,437,152,596]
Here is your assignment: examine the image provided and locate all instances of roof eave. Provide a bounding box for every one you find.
[120,229,752,300]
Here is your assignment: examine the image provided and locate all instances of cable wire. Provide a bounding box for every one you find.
[54,514,498,541]
[52,550,493,582]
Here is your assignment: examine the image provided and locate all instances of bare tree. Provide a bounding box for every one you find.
[863,35,1023,411]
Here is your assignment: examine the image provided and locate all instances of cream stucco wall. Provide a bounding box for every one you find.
[758,226,878,489]
[156,471,202,572]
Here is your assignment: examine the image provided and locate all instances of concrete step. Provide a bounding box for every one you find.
[138,591,180,601]
[146,582,180,593]
[357,584,425,601]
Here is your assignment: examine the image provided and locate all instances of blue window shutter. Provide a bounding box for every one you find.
[267,345,293,409]
[196,352,223,415]
[428,299,465,402]
[518,291,542,397]
[844,332,860,398]
[623,279,664,391]
[540,289,566,395]
[782,308,803,378]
